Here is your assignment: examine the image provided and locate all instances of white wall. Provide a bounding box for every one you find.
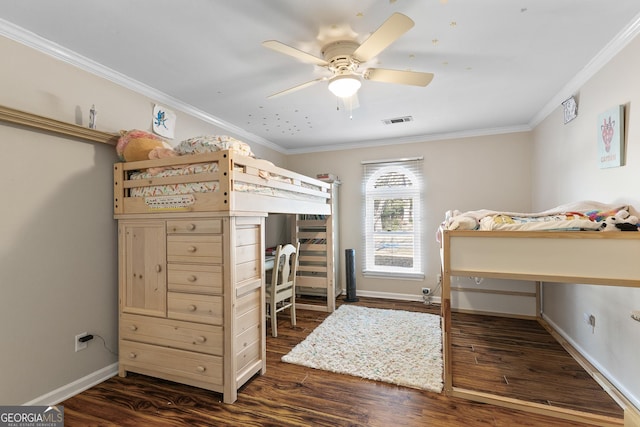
[0,35,283,404]
[531,34,640,407]
[287,132,532,299]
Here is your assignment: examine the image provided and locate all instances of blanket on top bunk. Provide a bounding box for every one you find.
[438,201,639,237]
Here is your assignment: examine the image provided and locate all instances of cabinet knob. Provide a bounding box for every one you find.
[129,353,137,359]
[129,325,138,331]
[187,275,197,282]
[196,336,207,343]
[187,223,196,231]
[155,264,162,273]
[187,246,197,253]
[196,366,206,373]
[188,304,197,312]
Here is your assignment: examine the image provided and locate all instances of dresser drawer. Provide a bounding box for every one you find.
[120,313,222,355]
[167,235,222,263]
[168,264,223,294]
[168,292,223,325]
[120,340,223,386]
[166,219,222,235]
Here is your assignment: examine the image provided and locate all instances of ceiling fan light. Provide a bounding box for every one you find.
[328,75,362,98]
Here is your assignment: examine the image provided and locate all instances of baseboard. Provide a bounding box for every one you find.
[542,314,640,412]
[24,362,119,406]
[353,289,442,305]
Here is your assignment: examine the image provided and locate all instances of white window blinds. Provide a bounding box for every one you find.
[362,158,423,278]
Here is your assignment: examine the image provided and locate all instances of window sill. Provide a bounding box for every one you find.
[362,270,425,280]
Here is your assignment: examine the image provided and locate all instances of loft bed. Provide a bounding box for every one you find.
[438,202,640,426]
[112,136,334,404]
[113,149,332,216]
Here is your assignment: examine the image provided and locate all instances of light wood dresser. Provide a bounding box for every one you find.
[116,213,266,404]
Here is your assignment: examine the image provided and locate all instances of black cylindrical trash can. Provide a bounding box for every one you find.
[345,249,359,302]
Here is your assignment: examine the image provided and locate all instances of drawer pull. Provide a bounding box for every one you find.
[196,335,207,343]
[155,264,162,273]
[196,366,206,373]
[188,304,197,312]
[187,223,196,231]
[129,325,138,331]
[187,275,197,282]
[187,246,197,253]
[129,352,137,359]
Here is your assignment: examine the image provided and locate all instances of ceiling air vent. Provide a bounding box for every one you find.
[382,116,413,125]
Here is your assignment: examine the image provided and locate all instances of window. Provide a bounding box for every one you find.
[362,158,423,279]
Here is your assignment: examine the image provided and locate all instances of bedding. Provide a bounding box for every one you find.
[174,135,254,157]
[438,201,638,239]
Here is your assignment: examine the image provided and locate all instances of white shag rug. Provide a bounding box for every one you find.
[281,305,443,393]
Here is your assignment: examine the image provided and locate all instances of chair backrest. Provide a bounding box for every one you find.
[271,243,300,298]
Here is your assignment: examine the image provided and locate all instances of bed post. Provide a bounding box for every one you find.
[441,231,453,394]
[113,162,124,215]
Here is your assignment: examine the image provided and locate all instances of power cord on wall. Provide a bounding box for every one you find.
[82,333,118,356]
[423,275,443,306]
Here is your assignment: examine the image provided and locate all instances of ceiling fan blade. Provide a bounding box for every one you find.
[365,68,434,86]
[262,40,328,66]
[267,78,325,99]
[352,13,414,62]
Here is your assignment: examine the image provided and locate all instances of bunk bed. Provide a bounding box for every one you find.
[438,202,640,426]
[113,145,334,404]
[113,149,332,216]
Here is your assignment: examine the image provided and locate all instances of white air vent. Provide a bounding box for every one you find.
[382,116,413,125]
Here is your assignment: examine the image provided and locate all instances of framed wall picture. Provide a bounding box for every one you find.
[562,96,577,124]
[597,105,624,168]
[152,104,176,139]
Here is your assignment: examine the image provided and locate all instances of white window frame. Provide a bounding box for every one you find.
[362,158,424,280]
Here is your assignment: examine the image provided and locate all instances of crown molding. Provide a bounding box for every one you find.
[0,18,285,154]
[529,12,640,129]
[285,124,532,155]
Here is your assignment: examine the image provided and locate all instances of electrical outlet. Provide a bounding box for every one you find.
[422,287,431,295]
[75,332,88,352]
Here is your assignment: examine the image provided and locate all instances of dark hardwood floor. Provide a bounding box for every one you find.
[451,312,623,419]
[61,297,623,426]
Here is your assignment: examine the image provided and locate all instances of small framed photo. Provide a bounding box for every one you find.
[597,105,625,169]
[562,96,577,124]
[152,104,176,139]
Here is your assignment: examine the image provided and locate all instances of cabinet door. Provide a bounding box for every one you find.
[119,221,167,317]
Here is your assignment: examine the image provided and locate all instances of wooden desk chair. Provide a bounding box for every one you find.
[265,243,300,337]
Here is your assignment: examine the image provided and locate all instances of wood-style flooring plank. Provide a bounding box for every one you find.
[60,298,623,426]
[450,311,623,419]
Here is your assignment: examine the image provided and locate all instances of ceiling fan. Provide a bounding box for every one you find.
[262,12,434,99]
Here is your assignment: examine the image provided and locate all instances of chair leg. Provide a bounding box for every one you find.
[290,303,296,327]
[272,305,278,337]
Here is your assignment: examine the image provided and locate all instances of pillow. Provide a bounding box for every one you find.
[175,135,254,157]
[116,129,172,162]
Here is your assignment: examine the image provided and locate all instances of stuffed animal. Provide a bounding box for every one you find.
[599,209,639,232]
[116,129,176,162]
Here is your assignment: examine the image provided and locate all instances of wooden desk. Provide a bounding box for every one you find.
[264,255,275,272]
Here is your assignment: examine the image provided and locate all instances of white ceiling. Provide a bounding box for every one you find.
[1,1,640,153]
